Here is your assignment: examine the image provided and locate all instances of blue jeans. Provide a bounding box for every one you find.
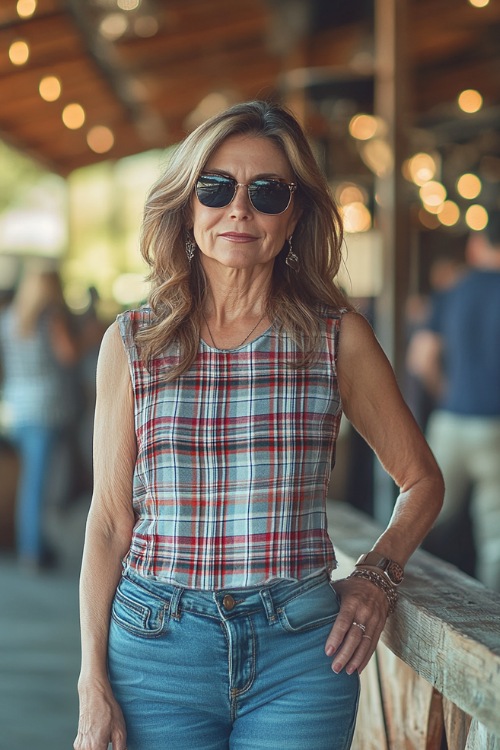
[11,424,58,562]
[108,569,360,750]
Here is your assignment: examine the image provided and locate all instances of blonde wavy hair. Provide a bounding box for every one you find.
[137,100,352,378]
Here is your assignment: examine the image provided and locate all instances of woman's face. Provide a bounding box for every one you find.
[191,134,300,273]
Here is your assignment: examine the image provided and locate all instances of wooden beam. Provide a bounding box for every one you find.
[373,0,410,378]
[328,502,500,743]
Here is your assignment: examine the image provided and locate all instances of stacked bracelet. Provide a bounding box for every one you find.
[347,568,399,614]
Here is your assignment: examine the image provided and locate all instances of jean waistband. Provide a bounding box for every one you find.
[122,568,331,623]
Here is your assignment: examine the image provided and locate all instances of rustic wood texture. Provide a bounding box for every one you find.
[351,654,389,750]
[328,502,500,748]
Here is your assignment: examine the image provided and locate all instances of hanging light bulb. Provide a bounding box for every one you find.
[458,89,483,113]
[9,40,30,65]
[456,173,482,200]
[465,205,488,230]
[62,103,85,129]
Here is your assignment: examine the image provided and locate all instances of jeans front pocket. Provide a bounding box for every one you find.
[277,579,340,634]
[111,575,170,638]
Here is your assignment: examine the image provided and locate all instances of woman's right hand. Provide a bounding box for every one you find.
[74,681,127,750]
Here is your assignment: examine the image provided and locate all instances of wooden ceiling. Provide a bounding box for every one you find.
[1,0,500,176]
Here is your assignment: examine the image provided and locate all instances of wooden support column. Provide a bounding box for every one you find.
[373,0,410,379]
[372,0,411,524]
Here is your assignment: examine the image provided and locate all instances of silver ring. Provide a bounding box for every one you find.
[362,634,372,640]
[352,621,366,633]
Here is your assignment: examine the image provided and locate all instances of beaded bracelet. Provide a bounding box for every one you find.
[347,568,399,614]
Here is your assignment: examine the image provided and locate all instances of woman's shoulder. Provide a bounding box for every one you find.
[314,302,351,324]
[115,305,153,352]
[117,304,153,328]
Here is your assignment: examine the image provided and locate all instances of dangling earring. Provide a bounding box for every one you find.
[285,234,299,272]
[185,232,196,262]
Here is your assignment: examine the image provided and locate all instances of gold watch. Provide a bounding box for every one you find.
[355,552,404,586]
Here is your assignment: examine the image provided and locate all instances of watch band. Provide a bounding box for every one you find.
[355,552,404,586]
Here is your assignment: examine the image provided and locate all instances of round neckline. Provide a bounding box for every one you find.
[200,322,273,352]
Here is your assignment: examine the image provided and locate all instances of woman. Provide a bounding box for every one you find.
[0,266,79,569]
[74,101,443,750]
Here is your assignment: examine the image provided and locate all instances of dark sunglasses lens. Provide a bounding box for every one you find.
[249,180,291,214]
[196,175,235,208]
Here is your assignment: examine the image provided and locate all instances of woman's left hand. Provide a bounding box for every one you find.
[325,576,391,675]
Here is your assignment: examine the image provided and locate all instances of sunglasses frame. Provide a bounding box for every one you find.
[195,172,297,215]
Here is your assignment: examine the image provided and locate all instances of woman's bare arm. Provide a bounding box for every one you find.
[325,312,444,673]
[75,322,137,750]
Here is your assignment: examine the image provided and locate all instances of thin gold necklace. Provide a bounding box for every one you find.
[203,311,267,350]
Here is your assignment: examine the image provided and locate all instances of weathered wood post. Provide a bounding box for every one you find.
[373,0,412,523]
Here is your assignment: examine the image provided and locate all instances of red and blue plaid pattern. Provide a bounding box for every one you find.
[118,307,343,589]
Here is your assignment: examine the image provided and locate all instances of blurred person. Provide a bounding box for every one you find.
[75,286,108,485]
[74,101,443,750]
[409,213,500,590]
[405,254,465,431]
[0,264,79,569]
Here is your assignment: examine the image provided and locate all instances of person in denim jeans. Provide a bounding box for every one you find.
[0,266,79,569]
[74,102,443,750]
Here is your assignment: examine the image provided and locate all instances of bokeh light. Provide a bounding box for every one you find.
[408,152,437,186]
[87,126,115,154]
[336,183,368,206]
[349,114,379,141]
[342,202,372,233]
[117,0,140,9]
[62,103,86,129]
[456,173,482,199]
[17,0,37,18]
[99,13,128,40]
[465,205,488,230]
[458,89,483,113]
[419,181,447,207]
[438,201,460,227]
[39,76,62,102]
[9,40,30,65]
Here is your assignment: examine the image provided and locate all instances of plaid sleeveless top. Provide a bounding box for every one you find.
[118,306,343,589]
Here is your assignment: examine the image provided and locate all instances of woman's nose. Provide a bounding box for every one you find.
[229,184,252,216]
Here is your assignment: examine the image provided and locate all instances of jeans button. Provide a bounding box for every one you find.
[222,594,236,611]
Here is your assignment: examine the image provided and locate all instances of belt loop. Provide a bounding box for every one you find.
[260,588,277,623]
[170,585,184,620]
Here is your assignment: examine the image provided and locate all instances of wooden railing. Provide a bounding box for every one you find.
[327,502,500,750]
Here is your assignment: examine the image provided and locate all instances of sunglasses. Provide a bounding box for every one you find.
[195,173,297,215]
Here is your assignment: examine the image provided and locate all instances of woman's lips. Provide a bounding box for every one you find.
[219,232,258,242]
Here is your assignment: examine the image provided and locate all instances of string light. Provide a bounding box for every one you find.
[408,152,437,186]
[87,126,115,154]
[336,183,368,206]
[458,89,483,113]
[39,76,62,102]
[62,103,85,129]
[117,0,140,9]
[342,202,372,233]
[456,173,482,199]
[468,0,489,7]
[99,13,128,40]
[17,0,37,18]
[419,181,447,207]
[438,201,460,227]
[465,205,488,231]
[9,40,30,65]
[349,114,380,141]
